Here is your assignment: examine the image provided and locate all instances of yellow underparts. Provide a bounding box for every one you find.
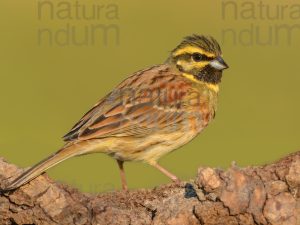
[182,73,219,93]
[173,46,216,58]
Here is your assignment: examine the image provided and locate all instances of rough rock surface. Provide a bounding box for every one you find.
[0,151,299,225]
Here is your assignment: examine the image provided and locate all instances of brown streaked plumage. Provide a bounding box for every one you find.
[3,34,229,192]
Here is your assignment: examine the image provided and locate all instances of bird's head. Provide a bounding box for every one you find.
[168,35,228,84]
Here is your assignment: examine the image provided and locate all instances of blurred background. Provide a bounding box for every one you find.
[0,0,299,192]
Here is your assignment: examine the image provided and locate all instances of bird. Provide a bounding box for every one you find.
[3,34,228,192]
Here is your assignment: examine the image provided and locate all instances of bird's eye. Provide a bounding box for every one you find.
[192,53,202,62]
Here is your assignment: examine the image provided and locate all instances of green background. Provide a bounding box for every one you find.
[1,0,299,192]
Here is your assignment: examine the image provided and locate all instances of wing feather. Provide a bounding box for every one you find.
[63,65,192,142]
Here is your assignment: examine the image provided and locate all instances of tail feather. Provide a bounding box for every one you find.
[3,144,82,191]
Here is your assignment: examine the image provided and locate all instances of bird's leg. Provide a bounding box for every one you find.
[150,162,180,183]
[116,160,128,191]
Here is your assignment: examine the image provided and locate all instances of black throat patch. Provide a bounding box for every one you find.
[194,64,223,84]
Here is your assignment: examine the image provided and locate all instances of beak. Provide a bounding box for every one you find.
[209,56,229,70]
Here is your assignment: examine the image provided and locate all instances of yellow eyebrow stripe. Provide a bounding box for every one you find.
[173,46,216,58]
[182,73,219,93]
